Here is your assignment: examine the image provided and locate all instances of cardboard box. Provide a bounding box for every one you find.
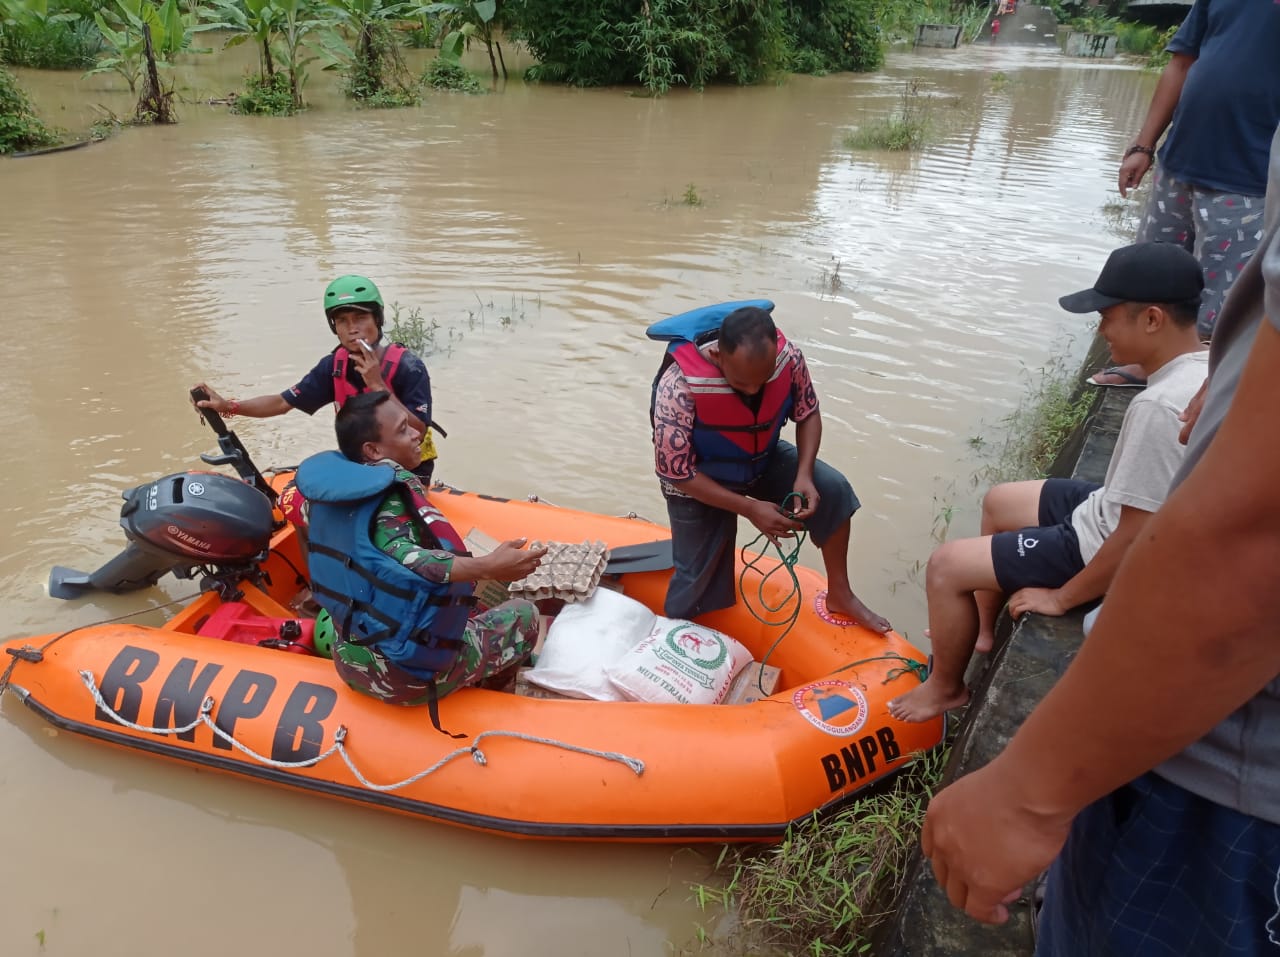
[514,668,578,701]
[464,528,515,611]
[723,663,782,705]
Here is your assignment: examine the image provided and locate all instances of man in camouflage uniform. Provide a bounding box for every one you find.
[303,391,545,705]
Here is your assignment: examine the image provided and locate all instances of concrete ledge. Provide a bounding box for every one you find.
[877,385,1135,956]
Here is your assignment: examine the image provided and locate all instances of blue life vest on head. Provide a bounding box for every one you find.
[295,450,474,679]
[647,300,795,489]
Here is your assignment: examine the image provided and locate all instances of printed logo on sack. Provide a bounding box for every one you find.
[663,627,728,671]
[793,680,869,737]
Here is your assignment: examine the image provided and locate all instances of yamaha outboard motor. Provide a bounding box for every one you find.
[49,473,275,599]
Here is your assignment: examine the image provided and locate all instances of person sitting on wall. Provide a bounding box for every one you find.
[888,242,1209,723]
[195,274,443,483]
[647,301,889,633]
[294,392,546,720]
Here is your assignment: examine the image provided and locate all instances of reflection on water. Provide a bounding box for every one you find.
[0,44,1153,955]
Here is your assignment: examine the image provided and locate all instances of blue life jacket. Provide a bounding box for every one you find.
[295,451,474,679]
[647,300,795,489]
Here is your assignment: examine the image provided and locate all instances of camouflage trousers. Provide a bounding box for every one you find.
[332,599,540,706]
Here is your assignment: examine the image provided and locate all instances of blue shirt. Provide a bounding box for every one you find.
[1158,0,1280,197]
[283,342,434,429]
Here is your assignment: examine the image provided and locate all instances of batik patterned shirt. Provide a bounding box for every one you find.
[652,339,819,497]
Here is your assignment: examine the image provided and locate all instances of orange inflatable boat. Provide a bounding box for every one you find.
[1,417,943,842]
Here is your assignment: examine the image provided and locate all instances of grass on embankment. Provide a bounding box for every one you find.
[691,748,949,956]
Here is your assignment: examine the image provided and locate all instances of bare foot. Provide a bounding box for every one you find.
[887,678,971,723]
[825,588,891,634]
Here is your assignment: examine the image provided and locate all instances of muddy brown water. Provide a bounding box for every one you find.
[0,41,1152,956]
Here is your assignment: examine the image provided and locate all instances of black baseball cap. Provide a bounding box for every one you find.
[1058,241,1204,314]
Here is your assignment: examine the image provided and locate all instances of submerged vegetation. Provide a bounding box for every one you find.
[0,63,57,151]
[695,748,949,956]
[844,78,932,151]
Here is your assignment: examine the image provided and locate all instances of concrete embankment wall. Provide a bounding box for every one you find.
[877,345,1134,956]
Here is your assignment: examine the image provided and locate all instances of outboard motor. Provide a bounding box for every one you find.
[49,472,275,599]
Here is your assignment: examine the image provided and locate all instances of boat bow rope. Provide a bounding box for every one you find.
[77,669,646,789]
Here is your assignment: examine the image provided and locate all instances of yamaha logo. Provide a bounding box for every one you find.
[187,482,206,496]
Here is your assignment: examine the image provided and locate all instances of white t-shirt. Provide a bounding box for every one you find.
[1071,350,1210,561]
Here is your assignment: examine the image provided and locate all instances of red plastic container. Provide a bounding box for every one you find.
[195,602,316,655]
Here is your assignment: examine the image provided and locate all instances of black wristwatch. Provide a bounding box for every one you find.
[1124,144,1156,160]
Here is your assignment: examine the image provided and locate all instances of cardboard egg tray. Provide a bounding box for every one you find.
[506,539,611,602]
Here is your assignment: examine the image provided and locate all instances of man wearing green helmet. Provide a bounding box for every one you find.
[194,274,440,480]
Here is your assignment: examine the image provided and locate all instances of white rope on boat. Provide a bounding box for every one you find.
[79,670,644,792]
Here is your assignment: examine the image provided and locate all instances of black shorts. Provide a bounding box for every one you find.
[990,478,1101,593]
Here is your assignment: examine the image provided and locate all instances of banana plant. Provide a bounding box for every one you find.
[86,0,165,91]
[322,0,416,98]
[269,0,329,109]
[425,0,504,78]
[205,0,282,78]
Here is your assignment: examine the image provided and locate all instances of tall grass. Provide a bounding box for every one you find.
[694,748,949,956]
[971,354,1098,484]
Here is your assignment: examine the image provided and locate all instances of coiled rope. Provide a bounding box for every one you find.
[737,493,927,692]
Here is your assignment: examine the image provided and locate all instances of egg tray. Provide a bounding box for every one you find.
[506,540,611,603]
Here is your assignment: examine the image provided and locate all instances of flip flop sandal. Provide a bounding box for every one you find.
[1087,365,1147,388]
[815,590,860,627]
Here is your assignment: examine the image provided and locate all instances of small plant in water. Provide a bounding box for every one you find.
[231,70,296,114]
[844,79,932,152]
[818,256,844,297]
[681,182,702,206]
[423,55,482,92]
[386,303,443,357]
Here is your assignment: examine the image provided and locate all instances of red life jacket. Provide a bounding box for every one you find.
[670,330,795,488]
[331,342,406,410]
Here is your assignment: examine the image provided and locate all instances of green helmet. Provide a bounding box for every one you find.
[323,275,384,331]
[313,608,336,659]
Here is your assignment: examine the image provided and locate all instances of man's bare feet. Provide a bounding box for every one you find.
[824,588,891,633]
[887,677,971,723]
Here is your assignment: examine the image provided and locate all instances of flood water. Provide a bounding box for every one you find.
[0,39,1151,956]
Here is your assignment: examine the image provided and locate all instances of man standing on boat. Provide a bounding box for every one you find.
[647,301,889,632]
[195,275,442,482]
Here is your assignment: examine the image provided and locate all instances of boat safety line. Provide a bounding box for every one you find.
[0,593,201,696]
[78,670,645,792]
[526,493,656,523]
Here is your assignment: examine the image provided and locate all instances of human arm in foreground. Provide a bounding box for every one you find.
[921,320,1280,924]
